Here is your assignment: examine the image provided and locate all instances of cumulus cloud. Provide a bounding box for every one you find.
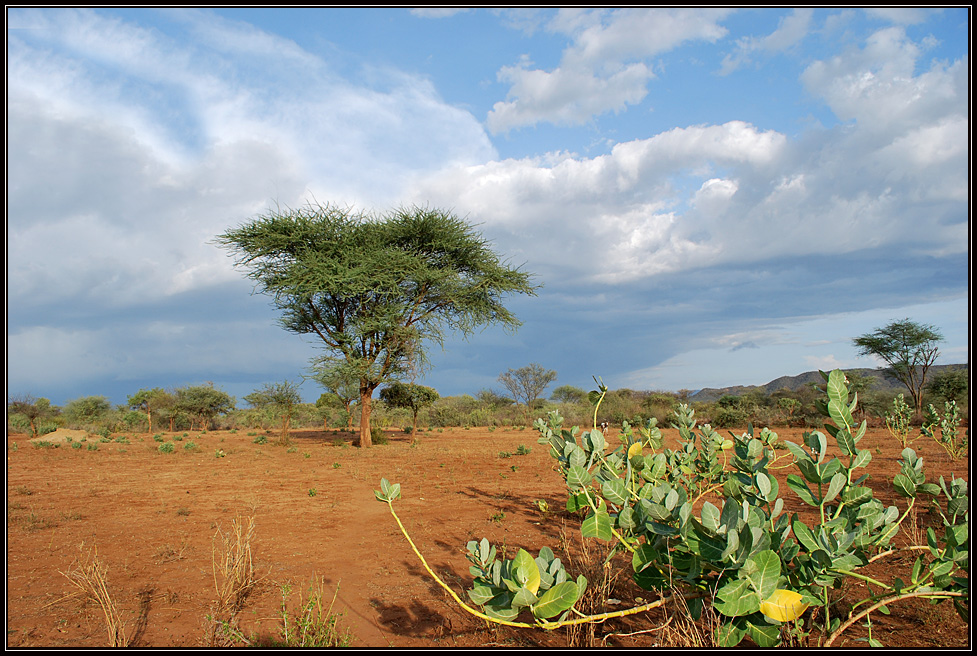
[7,8,495,314]
[487,8,732,133]
[800,26,966,134]
[719,8,813,74]
[417,23,967,299]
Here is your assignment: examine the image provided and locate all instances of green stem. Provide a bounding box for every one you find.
[830,568,891,592]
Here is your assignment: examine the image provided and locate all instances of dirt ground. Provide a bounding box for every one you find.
[5,423,970,649]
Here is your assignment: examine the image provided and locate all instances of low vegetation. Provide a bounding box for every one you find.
[377,370,969,647]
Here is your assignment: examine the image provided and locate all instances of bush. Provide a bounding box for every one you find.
[712,406,747,428]
[377,370,970,647]
[370,426,388,445]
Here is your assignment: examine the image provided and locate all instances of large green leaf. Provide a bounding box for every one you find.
[511,587,538,609]
[745,613,781,647]
[792,518,819,553]
[715,619,747,647]
[567,465,592,490]
[582,504,613,540]
[601,478,628,505]
[533,581,580,619]
[714,578,760,617]
[745,550,781,599]
[823,472,848,505]
[787,474,819,506]
[701,501,721,532]
[512,549,541,595]
[893,473,917,498]
[468,584,499,605]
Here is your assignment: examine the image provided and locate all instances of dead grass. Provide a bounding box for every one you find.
[60,542,131,648]
[558,526,624,648]
[206,514,262,647]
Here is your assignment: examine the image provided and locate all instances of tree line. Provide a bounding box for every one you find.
[8,361,965,441]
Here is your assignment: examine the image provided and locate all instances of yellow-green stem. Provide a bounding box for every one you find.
[383,496,698,630]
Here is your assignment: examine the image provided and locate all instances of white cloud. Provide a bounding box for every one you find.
[409,121,789,281]
[488,60,654,132]
[720,8,813,74]
[7,8,496,313]
[487,8,732,133]
[863,7,932,25]
[801,26,966,134]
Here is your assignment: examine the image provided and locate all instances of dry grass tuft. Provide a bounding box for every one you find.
[558,527,624,648]
[206,514,262,647]
[61,542,131,647]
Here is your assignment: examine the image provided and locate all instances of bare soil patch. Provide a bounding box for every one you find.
[5,424,969,648]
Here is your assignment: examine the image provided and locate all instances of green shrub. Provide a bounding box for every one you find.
[158,442,175,454]
[712,406,747,428]
[377,370,970,647]
[370,426,388,445]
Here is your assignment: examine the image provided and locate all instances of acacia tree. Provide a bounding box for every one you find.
[217,203,538,447]
[379,382,439,439]
[175,384,235,431]
[853,319,944,416]
[62,395,111,429]
[499,363,557,419]
[127,387,171,434]
[308,358,360,431]
[245,380,302,443]
[551,384,587,404]
[8,395,55,437]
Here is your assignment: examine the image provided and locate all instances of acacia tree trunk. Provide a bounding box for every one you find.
[359,386,374,448]
[280,412,291,445]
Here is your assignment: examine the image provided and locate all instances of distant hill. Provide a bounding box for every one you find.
[689,364,968,403]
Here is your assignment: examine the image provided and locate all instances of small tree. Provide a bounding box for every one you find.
[476,389,515,413]
[127,387,170,434]
[62,395,111,429]
[308,359,360,431]
[499,364,557,420]
[8,395,55,437]
[379,382,439,438]
[175,384,235,431]
[551,385,587,404]
[245,381,302,443]
[853,319,943,417]
[926,368,968,404]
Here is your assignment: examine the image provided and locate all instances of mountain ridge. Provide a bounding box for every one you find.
[688,363,968,403]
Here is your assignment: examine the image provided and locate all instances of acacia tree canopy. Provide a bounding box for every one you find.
[852,318,943,416]
[217,203,539,447]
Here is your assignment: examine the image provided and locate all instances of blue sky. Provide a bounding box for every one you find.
[6,7,970,407]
